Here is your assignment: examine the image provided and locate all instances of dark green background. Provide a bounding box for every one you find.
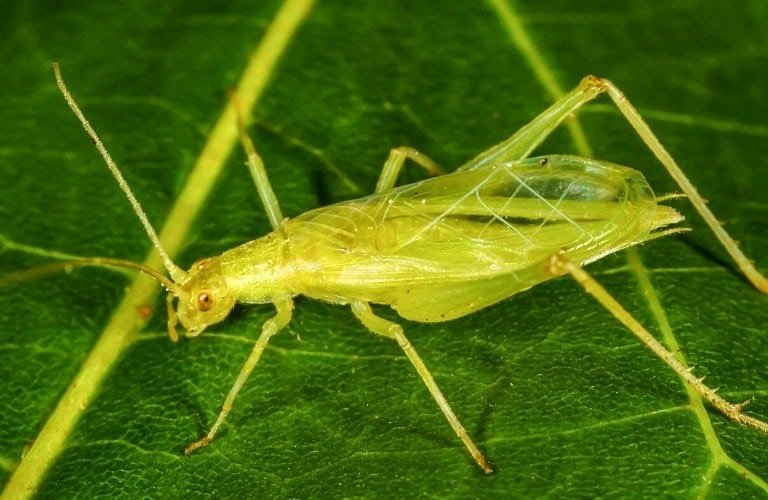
[1,1,767,498]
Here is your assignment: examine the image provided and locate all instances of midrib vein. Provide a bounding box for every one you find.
[488,0,767,495]
[626,251,768,496]
[0,0,316,498]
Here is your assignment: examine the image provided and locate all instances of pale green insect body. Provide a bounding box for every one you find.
[176,154,683,333]
[41,66,768,473]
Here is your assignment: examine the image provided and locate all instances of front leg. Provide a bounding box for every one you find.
[185,297,294,454]
[234,97,285,230]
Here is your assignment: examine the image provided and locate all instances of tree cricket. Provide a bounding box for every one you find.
[12,63,767,474]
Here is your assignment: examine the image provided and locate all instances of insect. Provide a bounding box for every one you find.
[14,64,768,474]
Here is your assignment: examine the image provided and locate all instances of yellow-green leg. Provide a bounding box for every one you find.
[350,300,493,473]
[456,74,766,292]
[185,297,294,454]
[375,147,444,193]
[590,76,768,293]
[549,251,768,432]
[457,76,605,171]
[235,106,285,230]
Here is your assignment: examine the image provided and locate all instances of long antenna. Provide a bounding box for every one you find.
[0,257,181,294]
[52,62,186,283]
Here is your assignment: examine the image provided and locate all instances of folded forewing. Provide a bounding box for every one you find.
[288,156,652,284]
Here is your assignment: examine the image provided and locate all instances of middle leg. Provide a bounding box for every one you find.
[375,147,444,193]
[350,300,493,473]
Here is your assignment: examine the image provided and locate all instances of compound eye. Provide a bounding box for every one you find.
[196,291,214,311]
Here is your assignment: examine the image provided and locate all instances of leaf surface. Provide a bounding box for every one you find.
[1,1,767,497]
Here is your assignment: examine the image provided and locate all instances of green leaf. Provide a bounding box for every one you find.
[2,0,767,497]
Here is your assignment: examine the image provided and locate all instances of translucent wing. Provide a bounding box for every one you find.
[283,155,681,319]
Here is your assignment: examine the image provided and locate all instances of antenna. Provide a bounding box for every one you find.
[0,257,181,294]
[52,62,186,283]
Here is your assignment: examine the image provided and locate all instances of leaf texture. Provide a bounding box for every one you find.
[0,1,767,497]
